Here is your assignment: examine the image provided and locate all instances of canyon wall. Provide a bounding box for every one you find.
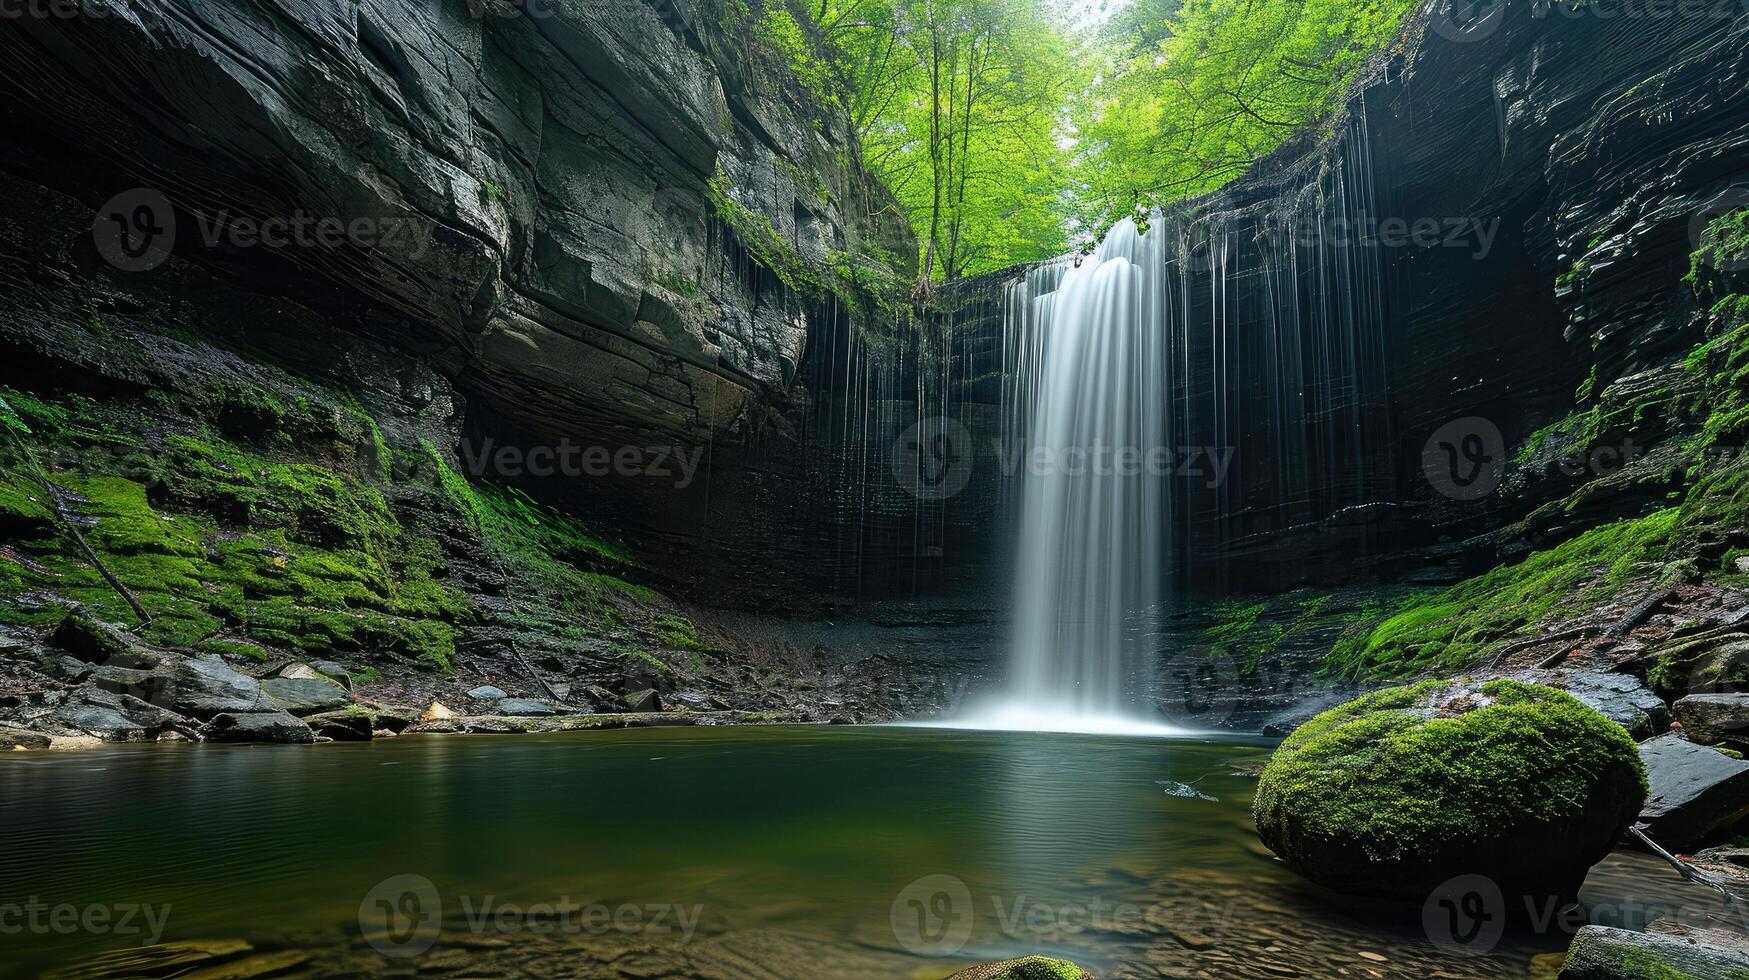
[0,0,956,608]
[935,0,1749,597]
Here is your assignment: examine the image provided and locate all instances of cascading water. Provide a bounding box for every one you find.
[915,110,1394,735]
[961,218,1181,735]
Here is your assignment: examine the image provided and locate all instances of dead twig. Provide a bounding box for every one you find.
[1608,589,1676,638]
[1629,826,1737,905]
[1488,625,1598,668]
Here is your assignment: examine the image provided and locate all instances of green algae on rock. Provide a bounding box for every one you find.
[947,956,1095,980]
[1253,679,1646,906]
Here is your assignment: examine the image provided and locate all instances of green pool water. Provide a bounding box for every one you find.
[0,725,1707,978]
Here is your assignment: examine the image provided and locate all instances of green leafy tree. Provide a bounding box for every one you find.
[1068,0,1416,237]
[813,0,1084,283]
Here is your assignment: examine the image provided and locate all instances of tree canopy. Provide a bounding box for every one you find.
[769,0,1420,283]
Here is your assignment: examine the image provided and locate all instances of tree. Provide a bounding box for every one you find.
[811,0,1083,283]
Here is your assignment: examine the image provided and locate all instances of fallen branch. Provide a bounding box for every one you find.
[1629,826,1736,904]
[1608,589,1676,638]
[1535,644,1578,670]
[1487,625,1598,668]
[1615,625,1749,671]
[52,494,154,628]
[1,413,153,629]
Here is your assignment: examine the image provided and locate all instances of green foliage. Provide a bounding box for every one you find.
[1066,0,1418,238]
[615,643,676,676]
[1688,209,1749,289]
[0,392,466,670]
[1254,680,1646,863]
[816,0,1419,275]
[0,392,30,436]
[656,614,704,649]
[817,0,1082,279]
[1330,509,1680,678]
[757,6,835,102]
[423,441,651,631]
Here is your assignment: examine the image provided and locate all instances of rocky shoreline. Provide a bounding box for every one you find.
[0,609,910,752]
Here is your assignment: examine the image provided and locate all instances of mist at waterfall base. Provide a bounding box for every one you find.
[937,216,1188,737]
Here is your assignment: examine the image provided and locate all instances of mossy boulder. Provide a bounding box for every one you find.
[946,957,1094,980]
[1253,679,1646,906]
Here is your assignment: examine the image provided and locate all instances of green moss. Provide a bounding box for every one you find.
[1611,947,1696,980]
[0,390,465,672]
[1255,680,1647,862]
[0,471,52,530]
[1330,509,1679,678]
[615,644,675,676]
[425,441,631,577]
[976,957,1089,980]
[754,7,834,103]
[656,615,703,650]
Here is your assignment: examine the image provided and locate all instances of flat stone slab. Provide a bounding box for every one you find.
[302,711,373,742]
[467,686,508,700]
[1560,924,1749,978]
[497,698,556,716]
[169,656,269,717]
[1504,669,1668,739]
[55,688,182,742]
[260,676,348,715]
[1636,734,1749,850]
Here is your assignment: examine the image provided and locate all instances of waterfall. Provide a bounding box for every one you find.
[965,218,1181,734]
[907,110,1394,735]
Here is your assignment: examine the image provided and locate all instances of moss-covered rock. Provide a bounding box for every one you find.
[946,956,1094,980]
[1253,679,1646,906]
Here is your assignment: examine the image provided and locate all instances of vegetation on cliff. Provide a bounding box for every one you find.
[1321,208,1749,679]
[0,352,702,693]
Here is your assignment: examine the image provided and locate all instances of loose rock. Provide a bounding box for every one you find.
[498,698,556,717]
[260,677,349,715]
[1672,693,1749,746]
[204,710,315,744]
[1635,733,1749,850]
[1559,924,1749,978]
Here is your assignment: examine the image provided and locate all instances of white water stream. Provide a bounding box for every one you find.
[956,218,1182,734]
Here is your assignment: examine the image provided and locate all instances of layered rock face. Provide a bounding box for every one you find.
[0,0,927,602]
